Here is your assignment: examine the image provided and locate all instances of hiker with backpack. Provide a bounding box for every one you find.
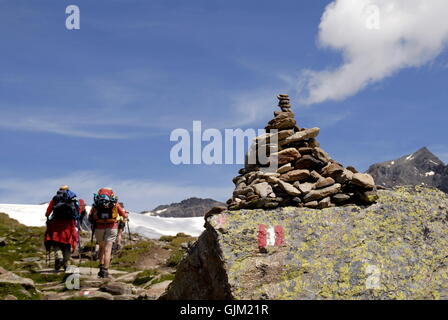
[113,202,129,253]
[44,185,80,271]
[88,187,126,278]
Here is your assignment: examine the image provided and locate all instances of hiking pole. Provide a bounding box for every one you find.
[77,217,82,268]
[90,223,95,276]
[127,221,132,248]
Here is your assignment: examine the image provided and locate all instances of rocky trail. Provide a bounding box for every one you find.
[0,212,196,300]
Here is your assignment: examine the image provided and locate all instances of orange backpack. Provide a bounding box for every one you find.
[94,188,119,224]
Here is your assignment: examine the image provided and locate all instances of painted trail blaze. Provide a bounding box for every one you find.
[258,224,284,248]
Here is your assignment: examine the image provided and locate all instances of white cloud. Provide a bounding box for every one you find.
[0,171,231,212]
[207,88,288,129]
[299,0,448,104]
[228,90,279,127]
[0,117,128,139]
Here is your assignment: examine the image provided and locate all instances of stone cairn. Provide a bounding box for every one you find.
[227,94,378,210]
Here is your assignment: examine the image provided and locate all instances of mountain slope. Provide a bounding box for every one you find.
[142,197,226,218]
[366,147,448,192]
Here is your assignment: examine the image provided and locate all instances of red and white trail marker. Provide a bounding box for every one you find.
[258,224,284,249]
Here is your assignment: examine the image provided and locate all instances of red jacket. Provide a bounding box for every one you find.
[45,200,55,217]
[44,200,78,251]
[78,199,86,214]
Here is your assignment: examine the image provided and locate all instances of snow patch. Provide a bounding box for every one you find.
[0,203,48,227]
[406,154,414,161]
[428,160,440,166]
[425,171,435,177]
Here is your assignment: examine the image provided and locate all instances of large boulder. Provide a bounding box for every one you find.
[0,269,35,289]
[163,186,448,300]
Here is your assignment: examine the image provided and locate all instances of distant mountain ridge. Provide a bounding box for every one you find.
[367,147,448,193]
[141,197,226,218]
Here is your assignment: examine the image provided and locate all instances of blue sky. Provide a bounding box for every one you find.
[0,0,447,211]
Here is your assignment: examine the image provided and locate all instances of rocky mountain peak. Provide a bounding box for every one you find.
[408,147,444,166]
[367,147,447,192]
[143,197,226,218]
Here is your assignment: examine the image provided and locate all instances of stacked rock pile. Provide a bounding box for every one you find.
[227,94,378,210]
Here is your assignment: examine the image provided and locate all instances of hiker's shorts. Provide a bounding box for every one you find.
[95,228,118,243]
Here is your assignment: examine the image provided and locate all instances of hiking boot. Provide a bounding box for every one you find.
[98,267,109,279]
[97,264,104,277]
[55,258,63,271]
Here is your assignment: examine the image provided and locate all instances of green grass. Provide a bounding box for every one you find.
[0,213,46,271]
[160,233,195,247]
[132,270,175,287]
[0,283,42,300]
[132,269,159,286]
[159,233,197,267]
[166,249,185,267]
[27,271,67,284]
[110,240,155,272]
[152,273,175,284]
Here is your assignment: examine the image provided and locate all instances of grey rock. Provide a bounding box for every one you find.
[304,201,319,208]
[252,182,273,198]
[100,282,133,296]
[280,169,310,183]
[294,182,315,194]
[164,186,448,300]
[280,127,320,146]
[303,184,341,202]
[312,147,331,163]
[295,155,325,170]
[317,197,332,209]
[315,177,335,189]
[352,173,375,189]
[266,113,296,130]
[332,193,351,204]
[277,180,301,196]
[270,148,301,166]
[277,163,294,174]
[0,270,35,288]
